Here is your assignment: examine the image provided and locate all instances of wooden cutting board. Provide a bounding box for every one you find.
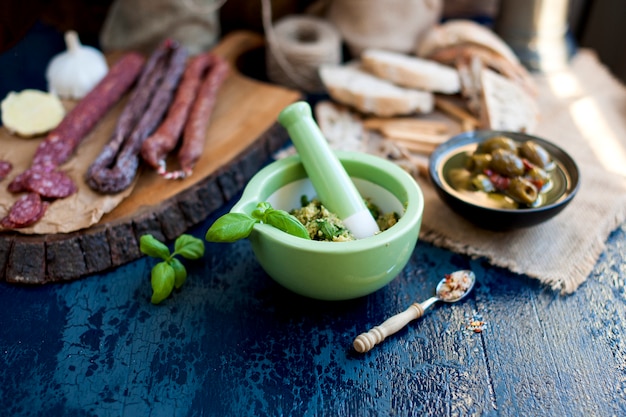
[0,31,301,284]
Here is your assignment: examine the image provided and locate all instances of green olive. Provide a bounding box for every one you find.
[519,141,552,169]
[490,149,525,176]
[467,153,492,173]
[525,166,550,187]
[471,174,495,192]
[448,168,473,190]
[507,177,538,205]
[476,136,518,154]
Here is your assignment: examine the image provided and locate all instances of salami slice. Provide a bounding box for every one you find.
[24,169,77,199]
[7,164,55,193]
[0,215,20,229]
[0,192,48,228]
[0,160,12,181]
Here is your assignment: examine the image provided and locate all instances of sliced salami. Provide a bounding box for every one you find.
[24,169,77,199]
[7,171,28,193]
[0,160,12,181]
[0,216,19,229]
[1,192,48,228]
[8,164,56,193]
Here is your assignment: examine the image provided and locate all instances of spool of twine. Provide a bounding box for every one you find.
[181,0,227,14]
[262,2,342,93]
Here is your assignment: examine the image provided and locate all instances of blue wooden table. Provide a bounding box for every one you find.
[2,22,626,417]
[1,192,625,416]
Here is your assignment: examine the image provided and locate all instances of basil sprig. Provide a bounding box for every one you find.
[140,234,205,304]
[205,202,310,243]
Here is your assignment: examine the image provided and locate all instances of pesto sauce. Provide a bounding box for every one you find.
[290,198,398,242]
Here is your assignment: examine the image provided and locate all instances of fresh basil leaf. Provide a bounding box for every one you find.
[151,261,175,304]
[318,219,339,240]
[264,209,311,240]
[174,234,205,259]
[205,213,258,243]
[140,234,171,260]
[366,200,380,220]
[170,258,187,289]
[251,202,271,220]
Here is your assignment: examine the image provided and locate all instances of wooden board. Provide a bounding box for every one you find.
[0,31,301,284]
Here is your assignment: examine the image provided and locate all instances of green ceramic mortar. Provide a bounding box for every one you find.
[230,151,424,300]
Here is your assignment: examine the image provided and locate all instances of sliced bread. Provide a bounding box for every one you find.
[417,19,521,65]
[361,49,460,94]
[480,68,538,132]
[319,64,434,117]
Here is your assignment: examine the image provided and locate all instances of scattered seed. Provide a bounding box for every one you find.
[465,310,487,334]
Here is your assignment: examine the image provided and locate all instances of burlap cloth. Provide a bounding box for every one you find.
[416,49,626,294]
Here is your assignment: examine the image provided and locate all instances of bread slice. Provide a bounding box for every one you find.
[314,100,365,152]
[480,68,538,132]
[361,49,460,94]
[319,64,434,117]
[417,19,520,65]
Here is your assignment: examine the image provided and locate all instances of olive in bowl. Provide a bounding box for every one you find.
[429,130,580,230]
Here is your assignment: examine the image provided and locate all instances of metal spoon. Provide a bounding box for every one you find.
[353,270,476,353]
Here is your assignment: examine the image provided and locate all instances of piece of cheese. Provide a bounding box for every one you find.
[1,89,66,137]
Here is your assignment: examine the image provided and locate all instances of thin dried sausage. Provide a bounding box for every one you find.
[87,41,188,194]
[32,52,146,168]
[140,52,213,172]
[85,41,171,190]
[165,54,229,179]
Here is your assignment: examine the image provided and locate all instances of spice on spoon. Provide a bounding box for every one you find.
[438,270,474,302]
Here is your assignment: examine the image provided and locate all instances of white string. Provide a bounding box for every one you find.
[181,0,228,14]
[261,0,342,92]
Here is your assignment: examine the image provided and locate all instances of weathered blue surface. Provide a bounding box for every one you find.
[1,197,625,416]
[2,21,626,417]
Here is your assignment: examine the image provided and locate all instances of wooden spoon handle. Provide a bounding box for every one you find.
[353,302,426,353]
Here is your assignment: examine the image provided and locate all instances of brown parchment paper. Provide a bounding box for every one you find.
[417,49,626,294]
[0,99,137,235]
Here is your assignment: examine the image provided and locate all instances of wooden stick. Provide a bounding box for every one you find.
[363,117,449,134]
[398,146,429,179]
[384,136,438,155]
[435,97,479,129]
[378,127,448,144]
[461,119,477,132]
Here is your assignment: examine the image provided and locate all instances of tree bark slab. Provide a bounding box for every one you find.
[0,32,300,284]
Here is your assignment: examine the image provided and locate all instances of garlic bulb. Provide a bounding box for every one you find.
[46,31,109,100]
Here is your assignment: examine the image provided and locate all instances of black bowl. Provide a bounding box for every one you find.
[429,130,580,230]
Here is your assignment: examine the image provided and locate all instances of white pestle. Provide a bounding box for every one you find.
[278,101,380,239]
